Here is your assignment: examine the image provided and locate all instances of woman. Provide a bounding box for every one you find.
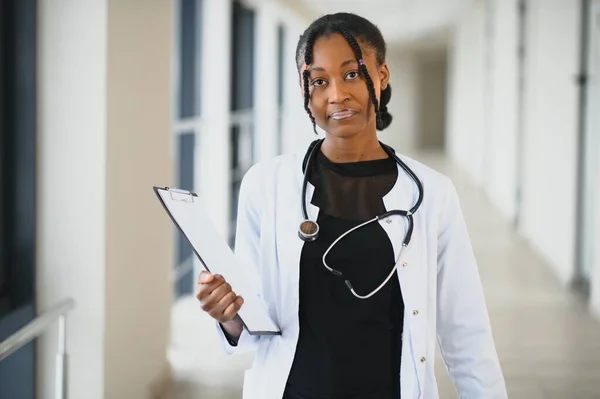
[196,12,507,399]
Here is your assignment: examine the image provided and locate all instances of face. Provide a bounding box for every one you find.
[300,33,390,139]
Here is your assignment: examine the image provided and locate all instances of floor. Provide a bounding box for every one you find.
[169,150,600,399]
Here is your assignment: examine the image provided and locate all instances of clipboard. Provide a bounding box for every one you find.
[153,186,281,336]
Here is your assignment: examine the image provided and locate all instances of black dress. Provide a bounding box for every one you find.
[283,150,405,399]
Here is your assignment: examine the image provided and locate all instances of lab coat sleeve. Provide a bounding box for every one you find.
[436,177,508,398]
[215,164,263,356]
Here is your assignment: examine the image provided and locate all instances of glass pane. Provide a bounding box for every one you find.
[175,132,195,297]
[277,24,285,154]
[229,121,255,248]
[230,1,255,111]
[178,0,198,119]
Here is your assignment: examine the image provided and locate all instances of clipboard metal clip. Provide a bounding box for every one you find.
[167,187,195,203]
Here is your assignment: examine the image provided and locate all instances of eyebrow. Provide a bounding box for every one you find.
[310,59,357,72]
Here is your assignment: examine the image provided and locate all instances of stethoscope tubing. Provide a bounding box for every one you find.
[301,138,423,246]
[299,138,424,300]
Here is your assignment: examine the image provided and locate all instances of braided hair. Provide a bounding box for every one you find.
[296,13,393,134]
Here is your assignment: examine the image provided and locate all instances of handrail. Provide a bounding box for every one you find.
[0,298,75,399]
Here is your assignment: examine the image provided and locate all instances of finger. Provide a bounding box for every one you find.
[208,281,232,302]
[209,291,238,321]
[210,291,238,319]
[200,281,231,312]
[212,274,225,285]
[195,278,215,301]
[196,279,222,302]
[222,296,244,321]
[196,274,227,301]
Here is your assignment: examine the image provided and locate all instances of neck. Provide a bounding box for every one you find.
[321,133,387,163]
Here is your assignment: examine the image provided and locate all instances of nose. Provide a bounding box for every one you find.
[328,79,350,104]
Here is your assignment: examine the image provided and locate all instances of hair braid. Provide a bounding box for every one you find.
[337,28,383,129]
[302,31,318,134]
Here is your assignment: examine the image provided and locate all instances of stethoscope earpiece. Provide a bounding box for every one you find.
[298,219,320,242]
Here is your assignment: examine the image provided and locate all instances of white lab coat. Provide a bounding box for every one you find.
[215,148,507,399]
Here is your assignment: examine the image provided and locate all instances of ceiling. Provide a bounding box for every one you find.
[289,0,472,47]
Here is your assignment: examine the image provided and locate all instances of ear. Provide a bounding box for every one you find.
[378,62,390,90]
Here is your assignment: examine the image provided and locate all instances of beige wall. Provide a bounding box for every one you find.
[104,0,174,397]
[416,51,447,150]
[37,0,174,397]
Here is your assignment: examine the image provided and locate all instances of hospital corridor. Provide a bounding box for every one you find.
[2,0,600,398]
[168,150,600,399]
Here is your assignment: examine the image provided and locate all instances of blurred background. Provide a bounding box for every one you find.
[1,0,599,398]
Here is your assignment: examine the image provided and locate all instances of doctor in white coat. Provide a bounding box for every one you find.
[196,12,507,399]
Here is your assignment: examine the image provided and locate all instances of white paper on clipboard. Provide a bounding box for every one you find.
[153,186,281,336]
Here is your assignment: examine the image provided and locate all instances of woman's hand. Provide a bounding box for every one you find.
[196,271,244,341]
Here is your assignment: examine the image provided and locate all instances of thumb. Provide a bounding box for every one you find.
[199,271,214,283]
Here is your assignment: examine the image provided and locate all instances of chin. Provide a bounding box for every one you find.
[323,120,367,139]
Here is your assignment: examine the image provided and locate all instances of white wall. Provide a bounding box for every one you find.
[37,1,108,396]
[446,0,581,285]
[519,0,581,284]
[446,1,487,186]
[254,2,280,162]
[486,0,519,220]
[37,0,174,397]
[379,49,419,152]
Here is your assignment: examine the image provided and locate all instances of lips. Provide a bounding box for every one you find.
[330,109,357,120]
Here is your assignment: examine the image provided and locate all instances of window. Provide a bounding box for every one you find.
[229,0,256,247]
[0,0,36,325]
[0,0,37,396]
[276,23,286,155]
[172,0,202,298]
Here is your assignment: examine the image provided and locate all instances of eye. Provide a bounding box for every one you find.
[345,71,360,80]
[311,78,326,87]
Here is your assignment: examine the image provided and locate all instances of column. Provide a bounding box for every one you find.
[198,0,233,239]
[254,0,279,162]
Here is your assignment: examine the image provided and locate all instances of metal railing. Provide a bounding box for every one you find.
[0,298,75,399]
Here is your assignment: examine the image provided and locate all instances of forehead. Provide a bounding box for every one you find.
[311,33,372,67]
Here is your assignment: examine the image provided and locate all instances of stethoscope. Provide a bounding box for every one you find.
[298,138,424,300]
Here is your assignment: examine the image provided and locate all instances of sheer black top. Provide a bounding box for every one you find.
[283,150,405,399]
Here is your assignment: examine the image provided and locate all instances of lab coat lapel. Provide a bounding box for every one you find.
[381,162,426,396]
[274,157,320,330]
[381,164,414,263]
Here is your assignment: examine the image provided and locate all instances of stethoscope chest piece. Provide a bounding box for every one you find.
[298,219,319,242]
